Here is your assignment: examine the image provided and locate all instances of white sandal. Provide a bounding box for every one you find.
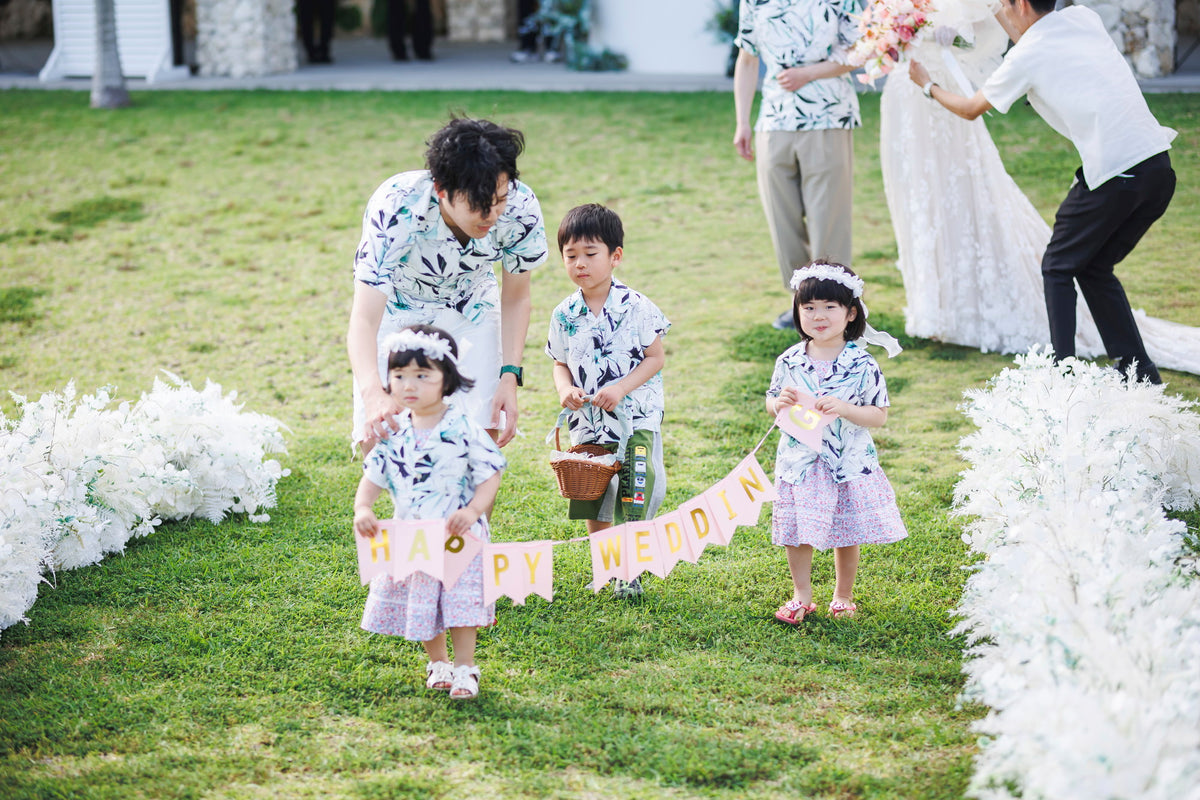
[449,664,481,700]
[425,660,453,691]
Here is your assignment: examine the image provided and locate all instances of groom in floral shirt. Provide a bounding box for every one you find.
[732,0,864,330]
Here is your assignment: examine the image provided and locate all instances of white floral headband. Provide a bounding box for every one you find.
[381,329,459,364]
[788,263,903,358]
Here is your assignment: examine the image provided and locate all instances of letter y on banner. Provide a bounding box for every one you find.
[484,541,555,605]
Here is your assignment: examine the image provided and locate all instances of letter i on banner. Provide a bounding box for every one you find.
[484,541,555,605]
[712,454,778,530]
[588,524,629,591]
[355,527,394,585]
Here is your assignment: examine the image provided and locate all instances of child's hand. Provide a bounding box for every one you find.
[447,506,482,537]
[354,507,380,538]
[777,387,801,410]
[591,385,626,413]
[813,395,851,418]
[559,386,587,410]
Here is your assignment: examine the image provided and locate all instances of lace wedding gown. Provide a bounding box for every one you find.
[880,10,1200,375]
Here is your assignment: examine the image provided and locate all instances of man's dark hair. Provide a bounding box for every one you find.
[1023,0,1056,15]
[556,203,624,253]
[425,117,524,214]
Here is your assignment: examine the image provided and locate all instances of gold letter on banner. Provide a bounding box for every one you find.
[588,525,628,590]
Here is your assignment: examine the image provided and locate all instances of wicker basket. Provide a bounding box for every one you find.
[550,427,622,501]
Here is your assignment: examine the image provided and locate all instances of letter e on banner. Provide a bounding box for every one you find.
[629,522,668,579]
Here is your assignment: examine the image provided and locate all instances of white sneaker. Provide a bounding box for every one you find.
[542,50,562,63]
[510,50,538,63]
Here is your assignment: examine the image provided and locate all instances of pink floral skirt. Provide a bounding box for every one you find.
[361,552,495,641]
[771,463,908,551]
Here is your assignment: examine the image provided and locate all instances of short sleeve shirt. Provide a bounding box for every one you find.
[354,170,548,324]
[735,0,863,132]
[545,280,670,446]
[767,341,889,483]
[363,405,506,527]
[981,6,1175,190]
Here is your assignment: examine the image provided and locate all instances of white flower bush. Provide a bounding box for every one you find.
[955,349,1200,800]
[0,376,290,632]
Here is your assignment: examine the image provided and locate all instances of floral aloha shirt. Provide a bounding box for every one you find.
[767,340,889,484]
[354,170,548,326]
[362,405,506,536]
[735,0,863,132]
[546,280,670,447]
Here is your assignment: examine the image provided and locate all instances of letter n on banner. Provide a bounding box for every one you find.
[589,525,628,590]
[483,541,555,606]
[355,527,394,585]
[711,454,777,533]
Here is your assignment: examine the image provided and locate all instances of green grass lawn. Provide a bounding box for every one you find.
[1,88,1198,799]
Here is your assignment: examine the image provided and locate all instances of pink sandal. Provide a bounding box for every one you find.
[828,599,857,619]
[775,599,817,625]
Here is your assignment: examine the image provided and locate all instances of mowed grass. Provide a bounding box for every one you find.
[0,88,1198,799]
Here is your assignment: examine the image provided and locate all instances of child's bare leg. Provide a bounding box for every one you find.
[785,544,815,604]
[448,627,476,666]
[831,545,860,616]
[421,635,450,664]
[586,519,612,534]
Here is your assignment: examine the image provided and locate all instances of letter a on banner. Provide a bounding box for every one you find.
[385,519,447,583]
[355,527,394,585]
[484,541,555,605]
[589,525,629,590]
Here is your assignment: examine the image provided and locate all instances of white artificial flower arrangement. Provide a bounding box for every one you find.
[954,349,1200,800]
[0,375,290,632]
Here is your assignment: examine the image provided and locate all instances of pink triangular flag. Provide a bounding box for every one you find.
[483,540,555,605]
[355,526,395,585]
[775,392,835,451]
[625,520,666,580]
[384,519,446,583]
[442,530,484,590]
[653,510,698,571]
[710,454,777,530]
[588,524,629,590]
[678,492,725,548]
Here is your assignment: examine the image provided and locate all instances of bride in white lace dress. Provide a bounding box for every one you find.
[879,0,1200,374]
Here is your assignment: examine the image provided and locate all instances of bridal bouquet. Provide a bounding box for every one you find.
[849,0,935,85]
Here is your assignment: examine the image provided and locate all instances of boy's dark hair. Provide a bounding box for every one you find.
[792,261,868,342]
[425,117,524,215]
[557,203,624,253]
[386,324,476,397]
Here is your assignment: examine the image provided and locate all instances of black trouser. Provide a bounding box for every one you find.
[389,0,433,60]
[1041,151,1175,384]
[296,0,335,60]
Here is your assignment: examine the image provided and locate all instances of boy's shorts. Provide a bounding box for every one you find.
[569,428,666,524]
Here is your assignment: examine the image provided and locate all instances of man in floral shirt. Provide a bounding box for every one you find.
[348,117,548,454]
[732,0,863,329]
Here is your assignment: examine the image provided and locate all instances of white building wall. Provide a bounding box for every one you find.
[590,0,728,75]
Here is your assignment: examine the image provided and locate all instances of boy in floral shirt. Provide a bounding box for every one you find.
[546,204,670,598]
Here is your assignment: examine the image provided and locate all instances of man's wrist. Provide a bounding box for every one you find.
[499,365,523,387]
[922,80,937,99]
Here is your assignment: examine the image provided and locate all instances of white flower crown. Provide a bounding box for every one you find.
[381,329,458,364]
[789,262,865,298]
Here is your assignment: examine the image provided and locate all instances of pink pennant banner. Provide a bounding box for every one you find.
[354,526,395,585]
[679,492,724,549]
[381,519,447,583]
[651,511,695,576]
[443,530,484,589]
[710,454,777,530]
[484,541,555,605]
[774,392,835,452]
[626,520,666,580]
[588,525,629,590]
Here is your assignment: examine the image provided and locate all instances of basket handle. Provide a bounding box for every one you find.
[551,401,633,462]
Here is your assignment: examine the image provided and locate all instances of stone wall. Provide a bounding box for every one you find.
[1080,0,1176,77]
[445,0,505,42]
[195,0,297,77]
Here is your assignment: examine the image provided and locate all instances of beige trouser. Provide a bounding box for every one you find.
[755,128,854,290]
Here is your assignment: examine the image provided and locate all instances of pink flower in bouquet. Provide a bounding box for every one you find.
[849,0,934,86]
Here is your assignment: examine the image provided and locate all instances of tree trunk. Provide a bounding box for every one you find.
[91,0,131,109]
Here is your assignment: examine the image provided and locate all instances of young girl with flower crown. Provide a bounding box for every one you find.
[353,324,506,699]
[766,262,908,623]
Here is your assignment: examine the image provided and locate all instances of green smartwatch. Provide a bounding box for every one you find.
[500,365,524,386]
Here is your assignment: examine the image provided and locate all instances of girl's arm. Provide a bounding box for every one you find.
[353,476,385,537]
[446,472,504,537]
[553,361,586,410]
[812,396,888,428]
[591,335,665,413]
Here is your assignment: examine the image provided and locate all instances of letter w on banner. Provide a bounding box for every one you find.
[484,541,555,606]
